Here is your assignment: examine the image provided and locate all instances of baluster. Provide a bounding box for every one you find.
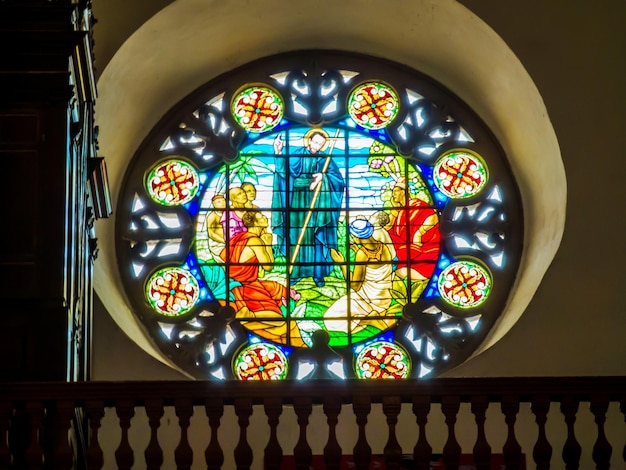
[234,398,253,470]
[47,400,75,470]
[0,401,12,470]
[25,401,44,469]
[174,398,194,470]
[263,397,283,470]
[530,395,552,470]
[114,399,135,470]
[205,398,224,470]
[501,395,522,470]
[412,395,432,470]
[9,404,27,469]
[470,395,491,470]
[441,395,461,470]
[590,395,612,470]
[560,395,582,470]
[293,396,312,470]
[144,399,164,470]
[382,395,402,470]
[85,400,105,470]
[352,395,372,470]
[323,395,342,470]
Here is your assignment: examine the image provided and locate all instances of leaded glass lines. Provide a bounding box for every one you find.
[116,51,523,380]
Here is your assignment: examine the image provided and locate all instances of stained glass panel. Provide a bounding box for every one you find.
[433,150,488,198]
[438,260,492,308]
[195,126,440,350]
[231,85,284,133]
[234,342,289,380]
[116,51,523,380]
[355,341,411,379]
[146,159,200,206]
[348,82,400,129]
[146,267,200,316]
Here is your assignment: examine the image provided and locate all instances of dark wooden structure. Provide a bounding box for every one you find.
[0,0,109,382]
[1,377,625,469]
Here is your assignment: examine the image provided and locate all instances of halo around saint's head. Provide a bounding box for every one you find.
[303,128,331,152]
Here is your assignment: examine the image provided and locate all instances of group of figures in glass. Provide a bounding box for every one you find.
[196,126,441,349]
[128,65,514,380]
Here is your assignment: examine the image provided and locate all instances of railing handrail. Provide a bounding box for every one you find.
[1,376,625,405]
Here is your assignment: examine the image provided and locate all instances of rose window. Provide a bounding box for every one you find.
[116,51,523,380]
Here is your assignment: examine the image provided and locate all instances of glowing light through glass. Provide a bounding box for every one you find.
[146,159,200,206]
[434,150,487,198]
[438,260,491,308]
[146,267,200,316]
[234,342,288,380]
[232,85,284,133]
[355,341,410,379]
[348,82,399,129]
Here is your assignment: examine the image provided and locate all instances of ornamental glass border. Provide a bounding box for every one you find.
[116,51,523,380]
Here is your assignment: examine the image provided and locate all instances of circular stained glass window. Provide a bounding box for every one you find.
[234,342,288,380]
[146,159,200,206]
[438,260,492,309]
[146,267,200,316]
[231,85,284,133]
[355,341,410,379]
[433,150,488,198]
[348,82,399,129]
[117,51,523,380]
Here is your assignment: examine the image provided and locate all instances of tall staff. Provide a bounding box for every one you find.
[287,129,342,274]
